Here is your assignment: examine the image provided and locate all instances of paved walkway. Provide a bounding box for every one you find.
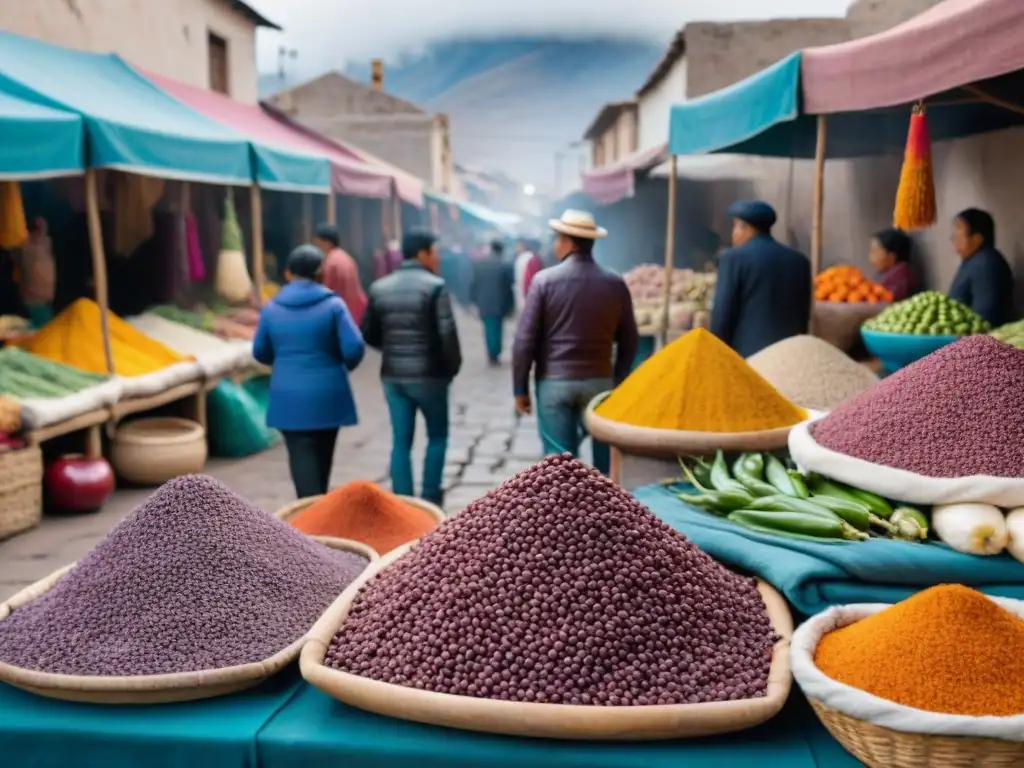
[0,312,546,599]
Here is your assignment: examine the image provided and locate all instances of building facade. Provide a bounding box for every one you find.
[583,101,638,170]
[0,0,274,102]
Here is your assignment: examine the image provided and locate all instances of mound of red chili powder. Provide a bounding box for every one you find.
[810,335,1024,478]
[325,454,776,706]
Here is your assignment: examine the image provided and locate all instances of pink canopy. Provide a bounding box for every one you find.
[581,142,668,206]
[146,72,410,203]
[802,0,1024,114]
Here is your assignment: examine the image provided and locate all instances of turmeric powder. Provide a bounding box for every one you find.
[12,298,187,376]
[596,328,807,432]
[815,584,1024,716]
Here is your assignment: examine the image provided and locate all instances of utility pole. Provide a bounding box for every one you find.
[278,46,297,88]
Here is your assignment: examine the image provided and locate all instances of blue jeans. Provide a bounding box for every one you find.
[482,316,503,361]
[383,380,449,503]
[535,377,612,475]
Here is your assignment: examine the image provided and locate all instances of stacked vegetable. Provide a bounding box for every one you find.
[624,265,715,334]
[863,291,989,336]
[814,266,892,303]
[670,451,928,544]
[989,318,1024,348]
[0,347,110,399]
[932,504,1024,561]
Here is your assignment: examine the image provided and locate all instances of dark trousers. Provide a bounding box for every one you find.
[382,380,449,504]
[482,316,503,362]
[281,428,339,499]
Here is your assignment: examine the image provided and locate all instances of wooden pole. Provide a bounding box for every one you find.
[326,189,336,225]
[85,169,114,375]
[180,180,191,214]
[659,155,678,348]
[250,184,265,306]
[810,114,827,334]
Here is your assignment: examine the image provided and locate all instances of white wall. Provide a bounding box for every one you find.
[638,58,687,152]
[0,0,260,102]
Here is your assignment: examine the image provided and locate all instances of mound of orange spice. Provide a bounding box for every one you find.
[814,265,892,303]
[815,584,1024,716]
[290,481,439,555]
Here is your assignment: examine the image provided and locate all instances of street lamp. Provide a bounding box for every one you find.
[523,184,535,196]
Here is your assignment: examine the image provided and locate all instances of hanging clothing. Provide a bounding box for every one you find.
[112,173,165,255]
[0,182,28,251]
[17,218,55,309]
[185,213,206,282]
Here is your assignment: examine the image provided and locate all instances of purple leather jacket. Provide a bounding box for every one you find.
[512,253,638,397]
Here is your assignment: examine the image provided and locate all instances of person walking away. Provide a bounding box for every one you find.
[868,227,916,301]
[253,245,365,499]
[472,239,514,364]
[948,208,1014,327]
[312,223,367,325]
[512,210,638,475]
[513,239,542,316]
[361,228,462,506]
[711,200,812,357]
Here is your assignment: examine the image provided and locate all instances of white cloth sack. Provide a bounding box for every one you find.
[788,420,1024,508]
[117,361,202,399]
[18,379,123,429]
[791,598,1024,740]
[127,314,249,379]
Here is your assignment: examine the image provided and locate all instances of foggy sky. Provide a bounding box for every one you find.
[249,0,853,79]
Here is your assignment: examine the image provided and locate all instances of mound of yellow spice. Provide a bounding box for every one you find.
[596,328,807,432]
[815,585,1024,716]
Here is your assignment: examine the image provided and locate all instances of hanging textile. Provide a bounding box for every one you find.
[185,212,205,282]
[215,190,252,303]
[112,173,166,255]
[893,103,937,231]
[0,182,28,250]
[17,217,55,325]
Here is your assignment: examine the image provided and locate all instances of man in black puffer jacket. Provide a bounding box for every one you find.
[361,228,462,505]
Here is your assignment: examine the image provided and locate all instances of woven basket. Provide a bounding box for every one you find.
[0,536,375,705]
[110,417,207,486]
[0,446,43,541]
[300,543,794,741]
[813,301,888,352]
[275,494,445,527]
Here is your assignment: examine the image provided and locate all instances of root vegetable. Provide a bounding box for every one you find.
[1005,508,1024,563]
[932,503,1007,555]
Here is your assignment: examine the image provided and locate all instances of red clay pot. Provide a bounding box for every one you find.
[45,454,114,513]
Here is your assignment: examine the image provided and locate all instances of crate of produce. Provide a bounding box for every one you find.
[0,445,43,541]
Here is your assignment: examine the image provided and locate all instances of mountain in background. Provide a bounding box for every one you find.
[260,37,664,191]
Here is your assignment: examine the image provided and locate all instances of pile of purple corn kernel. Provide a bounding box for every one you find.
[0,475,367,676]
[325,454,775,706]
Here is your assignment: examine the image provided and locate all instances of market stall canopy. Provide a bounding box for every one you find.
[146,72,330,192]
[0,90,83,179]
[581,143,668,206]
[0,31,252,184]
[425,191,518,235]
[259,102,425,206]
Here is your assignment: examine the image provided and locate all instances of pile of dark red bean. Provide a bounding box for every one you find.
[325,454,776,706]
[0,475,368,676]
[810,335,1024,478]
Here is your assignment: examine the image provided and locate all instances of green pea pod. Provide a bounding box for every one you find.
[732,454,778,497]
[891,507,929,539]
[764,454,800,496]
[806,494,874,532]
[710,450,747,494]
[677,489,754,514]
[746,495,843,520]
[718,519,848,545]
[728,509,867,541]
[808,477,868,505]
[679,456,714,489]
[846,487,895,520]
[787,471,811,499]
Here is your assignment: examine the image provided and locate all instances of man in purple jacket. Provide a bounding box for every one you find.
[512,210,638,475]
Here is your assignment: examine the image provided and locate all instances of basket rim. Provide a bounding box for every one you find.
[299,543,794,741]
[791,597,1024,740]
[113,417,205,446]
[0,536,374,703]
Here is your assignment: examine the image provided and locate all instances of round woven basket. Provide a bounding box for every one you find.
[110,417,207,486]
[275,493,445,527]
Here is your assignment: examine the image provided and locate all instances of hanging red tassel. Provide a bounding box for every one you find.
[893,103,937,231]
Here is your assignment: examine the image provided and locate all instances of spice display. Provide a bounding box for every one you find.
[989,318,1024,348]
[863,291,988,335]
[0,181,28,250]
[326,455,776,706]
[291,481,438,554]
[0,347,111,399]
[809,336,1024,478]
[596,328,807,433]
[747,335,878,411]
[150,304,214,332]
[11,299,186,376]
[0,395,19,433]
[623,265,714,303]
[814,585,1024,716]
[128,314,247,369]
[814,266,892,303]
[0,475,367,676]
[931,504,1007,556]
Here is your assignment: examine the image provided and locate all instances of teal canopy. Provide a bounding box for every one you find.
[0,32,251,185]
[0,90,83,179]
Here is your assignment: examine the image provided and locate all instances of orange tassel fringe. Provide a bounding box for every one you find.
[893,106,936,231]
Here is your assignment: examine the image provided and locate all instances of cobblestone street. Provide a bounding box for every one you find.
[0,311,545,599]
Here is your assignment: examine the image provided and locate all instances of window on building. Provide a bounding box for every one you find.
[208,32,229,95]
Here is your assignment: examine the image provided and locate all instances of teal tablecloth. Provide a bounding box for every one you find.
[257,685,860,768]
[0,669,303,768]
[635,484,1024,616]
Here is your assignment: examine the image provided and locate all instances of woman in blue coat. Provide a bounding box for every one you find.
[253,244,365,498]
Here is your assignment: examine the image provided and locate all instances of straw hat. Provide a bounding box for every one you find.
[548,209,608,239]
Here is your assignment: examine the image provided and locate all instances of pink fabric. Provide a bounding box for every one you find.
[322,247,367,325]
[184,213,205,282]
[802,0,1024,113]
[144,71,406,203]
[581,143,668,206]
[522,253,542,298]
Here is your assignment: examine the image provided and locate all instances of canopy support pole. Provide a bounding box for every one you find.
[810,114,827,334]
[659,155,678,348]
[961,84,1024,117]
[85,169,114,375]
[250,184,265,306]
[180,181,191,215]
[302,193,313,242]
[326,189,336,226]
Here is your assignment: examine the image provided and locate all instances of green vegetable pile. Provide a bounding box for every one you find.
[989,318,1024,349]
[669,450,928,544]
[149,305,215,332]
[863,291,989,336]
[0,347,110,399]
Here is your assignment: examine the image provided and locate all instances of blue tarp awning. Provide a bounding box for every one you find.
[0,90,83,179]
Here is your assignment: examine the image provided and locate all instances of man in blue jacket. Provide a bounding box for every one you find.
[710,200,811,357]
[471,239,515,364]
[252,245,365,499]
[948,208,1015,327]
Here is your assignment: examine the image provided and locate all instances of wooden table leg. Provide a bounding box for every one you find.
[84,425,102,459]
